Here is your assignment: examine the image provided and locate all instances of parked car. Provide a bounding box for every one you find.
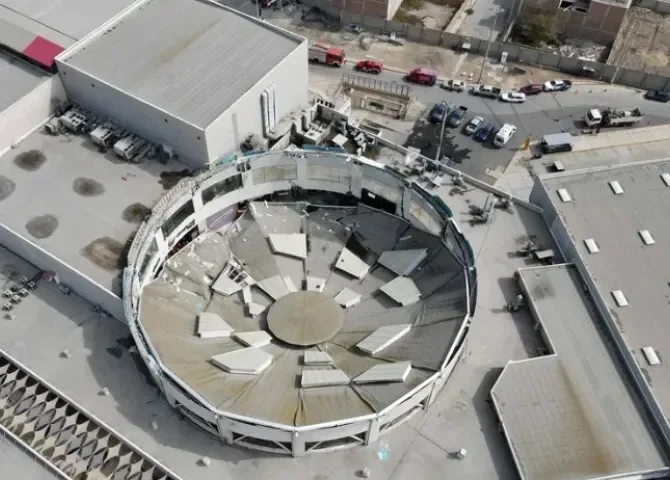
[441,79,466,92]
[355,59,383,74]
[519,84,543,95]
[474,123,495,142]
[543,79,572,92]
[407,67,438,86]
[501,91,527,103]
[429,101,454,124]
[493,123,518,148]
[447,106,468,127]
[463,116,484,135]
[645,90,670,103]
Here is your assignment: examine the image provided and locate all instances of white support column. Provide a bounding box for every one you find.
[428,373,444,405]
[192,189,207,233]
[401,183,413,220]
[296,155,308,184]
[155,229,168,258]
[350,162,362,197]
[366,418,380,445]
[292,431,305,456]
[217,418,234,445]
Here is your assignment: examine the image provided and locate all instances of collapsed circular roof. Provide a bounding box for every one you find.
[138,199,472,428]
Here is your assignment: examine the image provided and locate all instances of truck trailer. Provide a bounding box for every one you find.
[585,108,644,127]
[308,43,346,67]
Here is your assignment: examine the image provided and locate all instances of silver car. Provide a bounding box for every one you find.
[463,116,484,135]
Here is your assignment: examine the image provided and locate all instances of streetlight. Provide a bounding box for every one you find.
[435,109,448,163]
[477,8,502,83]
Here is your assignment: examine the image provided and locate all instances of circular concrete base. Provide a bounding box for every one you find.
[267,291,344,346]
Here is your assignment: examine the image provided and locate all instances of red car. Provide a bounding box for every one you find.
[407,67,437,86]
[355,59,383,74]
[519,84,543,95]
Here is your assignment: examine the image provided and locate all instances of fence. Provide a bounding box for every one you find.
[299,0,670,92]
[342,73,410,97]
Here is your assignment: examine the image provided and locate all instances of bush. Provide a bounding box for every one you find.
[402,0,425,10]
[465,7,474,14]
[514,14,557,47]
[394,9,423,24]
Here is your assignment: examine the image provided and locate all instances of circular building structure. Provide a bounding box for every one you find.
[123,150,477,456]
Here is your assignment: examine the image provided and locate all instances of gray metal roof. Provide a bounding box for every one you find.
[491,265,668,480]
[0,51,48,112]
[61,0,303,127]
[541,160,670,424]
[0,0,133,41]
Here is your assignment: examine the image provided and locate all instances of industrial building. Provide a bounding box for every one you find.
[490,159,670,480]
[123,150,477,455]
[56,0,309,166]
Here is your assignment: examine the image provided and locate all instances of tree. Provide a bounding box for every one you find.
[515,14,558,47]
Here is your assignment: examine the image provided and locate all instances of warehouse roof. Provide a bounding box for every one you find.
[0,51,48,112]
[492,265,667,480]
[540,160,670,424]
[0,0,135,41]
[60,0,304,128]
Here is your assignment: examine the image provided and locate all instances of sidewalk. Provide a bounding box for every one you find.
[572,123,670,151]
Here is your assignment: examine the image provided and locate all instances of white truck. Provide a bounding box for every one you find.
[585,107,644,127]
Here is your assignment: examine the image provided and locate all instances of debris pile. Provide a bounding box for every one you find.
[545,40,606,62]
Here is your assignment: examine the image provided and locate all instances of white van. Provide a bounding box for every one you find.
[493,124,517,148]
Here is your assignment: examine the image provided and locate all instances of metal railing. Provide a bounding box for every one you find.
[342,74,410,98]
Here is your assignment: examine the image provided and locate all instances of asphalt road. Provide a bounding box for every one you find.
[311,64,670,182]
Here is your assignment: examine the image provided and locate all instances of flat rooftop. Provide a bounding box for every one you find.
[0,0,137,41]
[0,128,193,295]
[61,0,303,128]
[140,201,468,426]
[0,51,48,112]
[541,160,670,425]
[492,265,667,480]
[0,178,548,480]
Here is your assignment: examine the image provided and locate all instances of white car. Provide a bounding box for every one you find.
[441,79,466,92]
[543,79,571,92]
[493,123,518,148]
[500,91,526,103]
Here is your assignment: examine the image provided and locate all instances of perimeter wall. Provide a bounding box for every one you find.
[299,0,670,92]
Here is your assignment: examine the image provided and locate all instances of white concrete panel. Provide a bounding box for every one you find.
[257,274,289,299]
[197,312,233,338]
[304,351,334,366]
[301,368,350,388]
[211,348,273,374]
[380,277,421,306]
[335,248,370,279]
[334,288,361,308]
[353,362,412,384]
[306,276,326,292]
[234,330,273,348]
[269,233,307,259]
[247,302,265,318]
[357,324,412,355]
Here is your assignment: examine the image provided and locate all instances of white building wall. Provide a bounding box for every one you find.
[204,40,308,163]
[0,76,66,157]
[55,63,208,165]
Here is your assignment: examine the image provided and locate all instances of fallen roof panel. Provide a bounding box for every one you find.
[353,362,412,384]
[301,368,350,388]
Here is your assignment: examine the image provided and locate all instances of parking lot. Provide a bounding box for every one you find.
[311,63,670,183]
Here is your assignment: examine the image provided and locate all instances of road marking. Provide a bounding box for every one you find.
[451,53,468,78]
